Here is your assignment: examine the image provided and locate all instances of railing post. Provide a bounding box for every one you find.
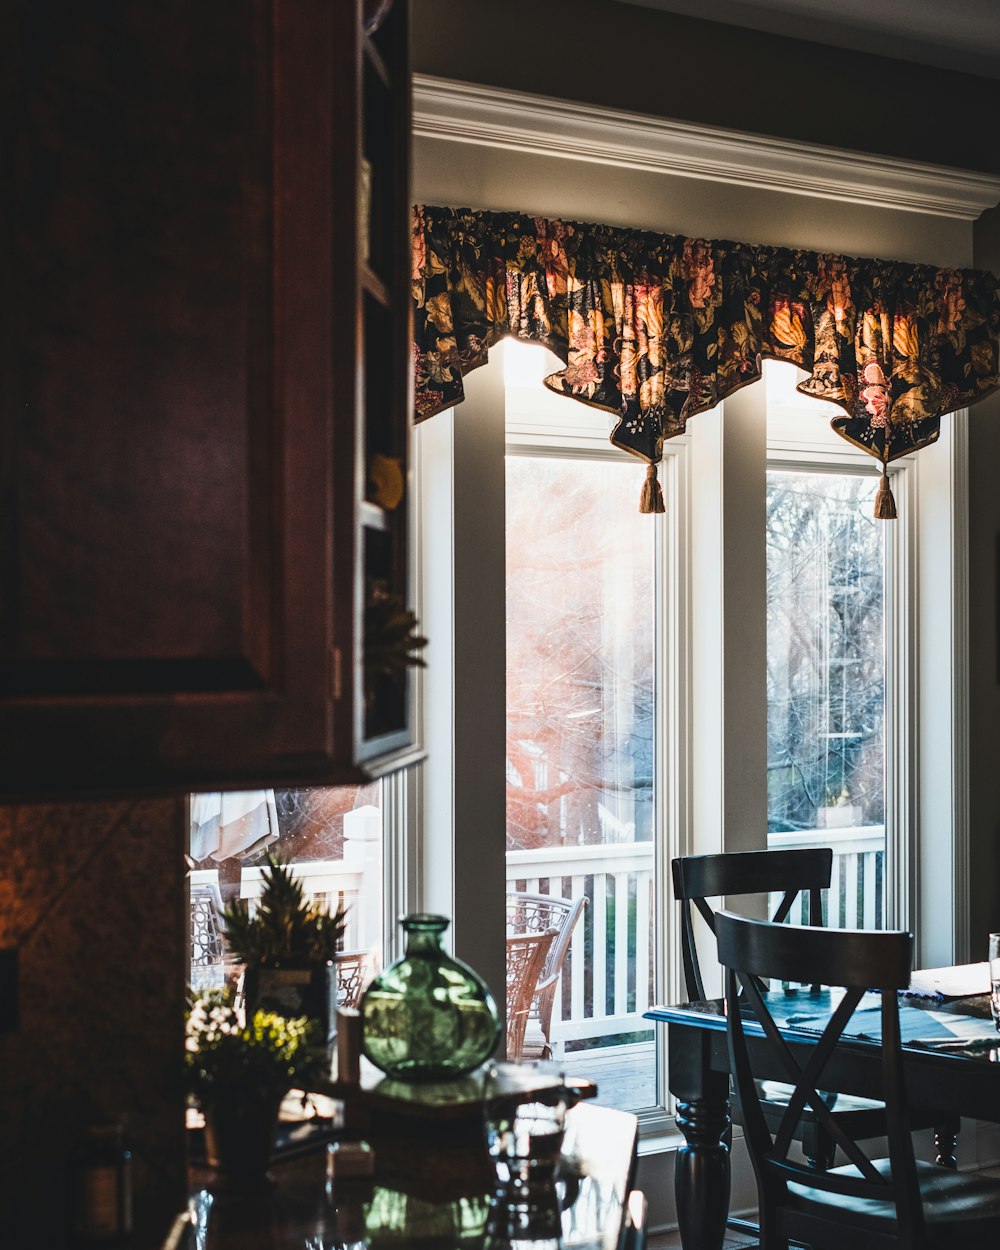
[344,805,383,954]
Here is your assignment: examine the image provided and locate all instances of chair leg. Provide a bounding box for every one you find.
[758,1204,789,1250]
[725,1215,762,1237]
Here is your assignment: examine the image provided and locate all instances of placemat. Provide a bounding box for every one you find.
[902,963,990,1000]
[785,1003,1000,1052]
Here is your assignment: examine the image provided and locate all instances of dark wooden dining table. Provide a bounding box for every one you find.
[645,980,1000,1250]
[177,1096,639,1249]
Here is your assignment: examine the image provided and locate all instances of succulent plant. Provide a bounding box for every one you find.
[222,853,347,967]
[364,592,428,681]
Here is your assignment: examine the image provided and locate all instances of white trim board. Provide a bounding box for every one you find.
[413,74,1000,222]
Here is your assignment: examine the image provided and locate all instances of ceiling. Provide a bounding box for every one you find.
[618,0,1000,80]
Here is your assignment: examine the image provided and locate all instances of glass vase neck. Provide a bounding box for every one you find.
[400,913,449,954]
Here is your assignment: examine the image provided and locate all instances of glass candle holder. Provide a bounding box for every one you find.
[483,1061,568,1209]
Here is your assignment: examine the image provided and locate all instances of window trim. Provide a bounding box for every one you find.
[914,407,970,965]
[765,370,970,962]
[763,450,914,934]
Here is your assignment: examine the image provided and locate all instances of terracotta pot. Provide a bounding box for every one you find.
[202,1090,284,1188]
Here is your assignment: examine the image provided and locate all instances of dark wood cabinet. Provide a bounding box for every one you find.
[1,0,416,796]
[354,0,416,767]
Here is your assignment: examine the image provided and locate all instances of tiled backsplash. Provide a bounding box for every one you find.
[0,797,188,1245]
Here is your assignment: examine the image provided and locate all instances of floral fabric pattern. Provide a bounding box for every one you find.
[412,205,1000,487]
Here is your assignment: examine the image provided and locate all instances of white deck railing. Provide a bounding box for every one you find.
[240,860,367,950]
[505,827,885,1049]
[766,825,885,930]
[193,820,885,1051]
[237,805,383,954]
[507,842,655,1046]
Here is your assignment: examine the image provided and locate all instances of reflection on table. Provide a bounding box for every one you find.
[183,1099,638,1250]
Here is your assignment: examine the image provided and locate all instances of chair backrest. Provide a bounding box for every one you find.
[672,848,833,1001]
[506,892,587,987]
[505,930,557,1061]
[189,872,226,990]
[335,949,371,1009]
[716,911,920,1244]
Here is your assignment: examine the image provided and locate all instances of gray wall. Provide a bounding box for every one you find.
[413,0,1000,175]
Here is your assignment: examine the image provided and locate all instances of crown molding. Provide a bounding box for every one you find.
[413,75,1000,222]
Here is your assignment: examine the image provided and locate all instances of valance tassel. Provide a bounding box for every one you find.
[639,461,666,515]
[874,469,897,520]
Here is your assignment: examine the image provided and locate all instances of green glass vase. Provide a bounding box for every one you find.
[360,914,501,1081]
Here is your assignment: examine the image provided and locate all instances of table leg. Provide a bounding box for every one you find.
[934,1123,958,1170]
[674,1090,731,1250]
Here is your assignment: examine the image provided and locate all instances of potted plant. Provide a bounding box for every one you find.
[222,853,348,1059]
[186,987,324,1185]
[363,588,427,735]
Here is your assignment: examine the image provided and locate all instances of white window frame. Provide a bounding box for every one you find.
[766,419,914,933]
[417,340,692,1134]
[657,362,968,996]
[413,350,967,1148]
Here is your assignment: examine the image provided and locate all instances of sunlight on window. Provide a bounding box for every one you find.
[765,357,841,415]
[502,338,613,435]
[505,452,657,1108]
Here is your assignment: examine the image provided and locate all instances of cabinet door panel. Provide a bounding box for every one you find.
[1,1,350,794]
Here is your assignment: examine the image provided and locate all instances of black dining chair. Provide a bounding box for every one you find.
[717,910,1000,1250]
[672,849,959,1183]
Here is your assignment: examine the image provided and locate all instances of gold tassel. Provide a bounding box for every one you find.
[639,461,666,515]
[874,468,897,520]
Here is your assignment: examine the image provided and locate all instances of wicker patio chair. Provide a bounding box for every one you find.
[506,891,588,1058]
[505,929,557,1062]
[335,949,373,1009]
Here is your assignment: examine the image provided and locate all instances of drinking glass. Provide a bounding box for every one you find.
[990,934,1000,1031]
[483,1061,568,1208]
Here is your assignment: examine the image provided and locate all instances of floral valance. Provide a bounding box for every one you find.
[412,205,1000,515]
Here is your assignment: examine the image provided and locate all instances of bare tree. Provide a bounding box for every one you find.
[506,457,655,852]
[766,472,885,833]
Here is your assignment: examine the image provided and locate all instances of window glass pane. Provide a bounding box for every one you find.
[187,783,383,998]
[506,454,656,1110]
[766,470,886,929]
